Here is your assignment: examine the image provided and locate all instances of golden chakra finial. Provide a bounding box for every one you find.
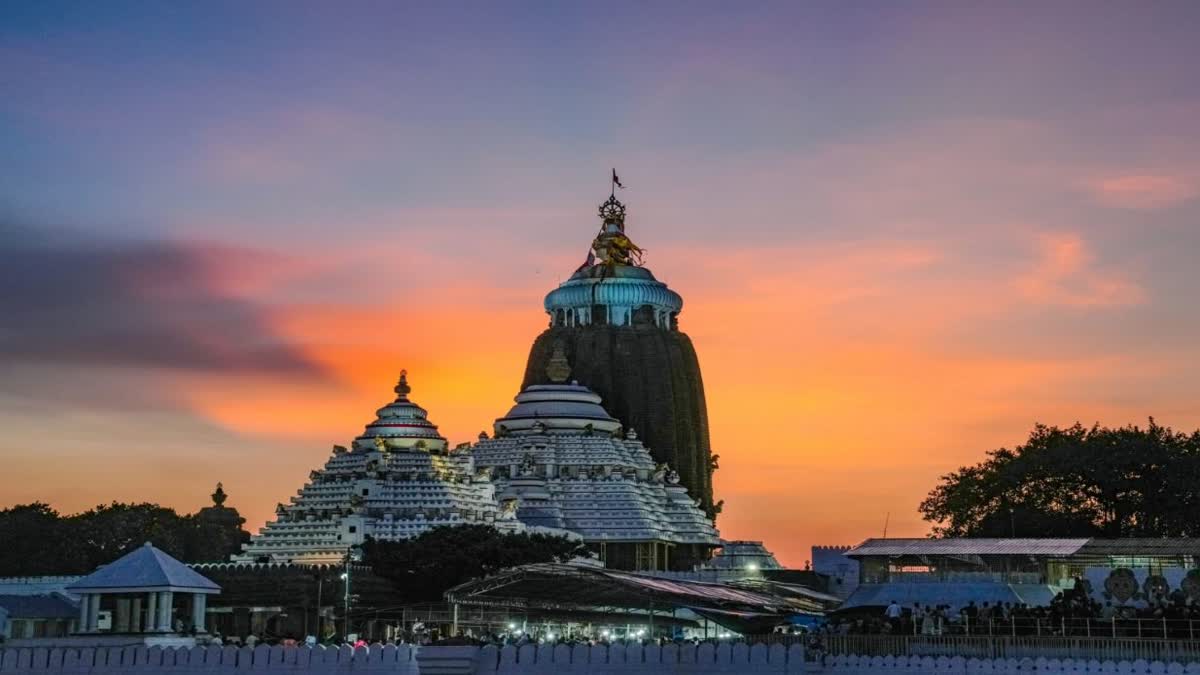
[598,195,626,226]
[394,369,411,397]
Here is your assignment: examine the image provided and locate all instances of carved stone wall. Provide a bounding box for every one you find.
[521,325,714,514]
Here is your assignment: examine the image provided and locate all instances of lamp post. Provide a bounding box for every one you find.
[342,545,363,641]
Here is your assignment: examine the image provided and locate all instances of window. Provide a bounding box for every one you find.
[361,489,369,496]
[348,526,357,534]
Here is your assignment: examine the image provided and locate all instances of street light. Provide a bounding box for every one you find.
[343,545,363,640]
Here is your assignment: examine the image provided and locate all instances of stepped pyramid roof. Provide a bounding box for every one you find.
[235,371,524,565]
[473,371,719,553]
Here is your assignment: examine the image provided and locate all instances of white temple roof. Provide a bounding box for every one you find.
[474,381,719,548]
[495,383,622,435]
[354,370,446,450]
[236,371,527,565]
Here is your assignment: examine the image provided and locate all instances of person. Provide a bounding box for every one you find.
[961,601,978,633]
[885,600,903,632]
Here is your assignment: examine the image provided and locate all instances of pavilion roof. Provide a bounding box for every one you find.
[445,563,825,617]
[0,594,79,619]
[66,543,220,594]
[845,538,1090,557]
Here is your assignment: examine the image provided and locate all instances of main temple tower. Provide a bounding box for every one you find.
[521,188,717,515]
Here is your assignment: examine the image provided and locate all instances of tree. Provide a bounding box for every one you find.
[920,419,1200,538]
[71,502,192,569]
[0,492,252,576]
[362,525,588,603]
[0,503,85,575]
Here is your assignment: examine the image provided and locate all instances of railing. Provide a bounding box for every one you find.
[755,634,1200,663]
[948,617,1198,640]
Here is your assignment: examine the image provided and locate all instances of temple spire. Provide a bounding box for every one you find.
[211,482,227,507]
[394,369,411,399]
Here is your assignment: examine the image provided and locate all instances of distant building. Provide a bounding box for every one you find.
[0,594,78,641]
[811,545,860,600]
[707,541,785,574]
[840,538,1200,611]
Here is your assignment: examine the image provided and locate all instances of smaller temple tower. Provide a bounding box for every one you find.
[474,345,720,572]
[193,483,249,563]
[236,371,521,565]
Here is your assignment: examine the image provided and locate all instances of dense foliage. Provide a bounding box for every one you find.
[920,420,1200,538]
[0,501,250,576]
[362,524,588,602]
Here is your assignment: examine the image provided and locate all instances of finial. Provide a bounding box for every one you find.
[394,369,411,398]
[211,482,227,507]
[598,195,626,227]
[545,341,571,383]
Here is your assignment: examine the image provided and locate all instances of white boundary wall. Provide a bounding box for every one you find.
[3,643,1200,674]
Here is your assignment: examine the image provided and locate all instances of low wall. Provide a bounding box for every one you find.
[4,643,1200,674]
[822,654,1200,674]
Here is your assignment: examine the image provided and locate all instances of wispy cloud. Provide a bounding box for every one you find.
[1087,173,1199,210]
[1013,232,1144,308]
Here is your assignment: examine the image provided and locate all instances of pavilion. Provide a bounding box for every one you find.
[65,542,220,644]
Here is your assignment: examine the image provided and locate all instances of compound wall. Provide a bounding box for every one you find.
[4,643,1200,674]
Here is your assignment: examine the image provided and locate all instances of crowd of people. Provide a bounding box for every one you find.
[831,584,1200,638]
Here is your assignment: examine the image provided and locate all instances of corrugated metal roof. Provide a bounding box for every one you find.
[839,582,1058,610]
[1075,539,1200,556]
[845,538,1090,557]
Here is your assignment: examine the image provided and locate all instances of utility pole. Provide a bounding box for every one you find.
[341,545,363,641]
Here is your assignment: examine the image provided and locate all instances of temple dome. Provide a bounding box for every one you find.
[354,370,447,450]
[494,382,622,436]
[544,265,683,329]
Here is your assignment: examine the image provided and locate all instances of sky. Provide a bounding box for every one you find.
[2,1,1199,567]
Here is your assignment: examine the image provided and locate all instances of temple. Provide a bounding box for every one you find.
[521,192,718,515]
[472,344,721,571]
[235,372,522,565]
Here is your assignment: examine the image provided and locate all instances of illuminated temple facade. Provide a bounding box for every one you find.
[472,345,721,572]
[235,372,521,565]
[236,193,721,571]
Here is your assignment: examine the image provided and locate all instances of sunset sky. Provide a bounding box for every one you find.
[3,2,1199,566]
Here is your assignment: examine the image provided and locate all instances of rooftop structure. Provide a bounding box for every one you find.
[706,541,786,573]
[0,594,78,641]
[236,371,522,565]
[64,542,219,643]
[445,562,828,635]
[521,187,717,515]
[473,350,721,572]
[841,537,1200,611]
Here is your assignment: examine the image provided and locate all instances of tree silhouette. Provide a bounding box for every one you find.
[920,420,1200,537]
